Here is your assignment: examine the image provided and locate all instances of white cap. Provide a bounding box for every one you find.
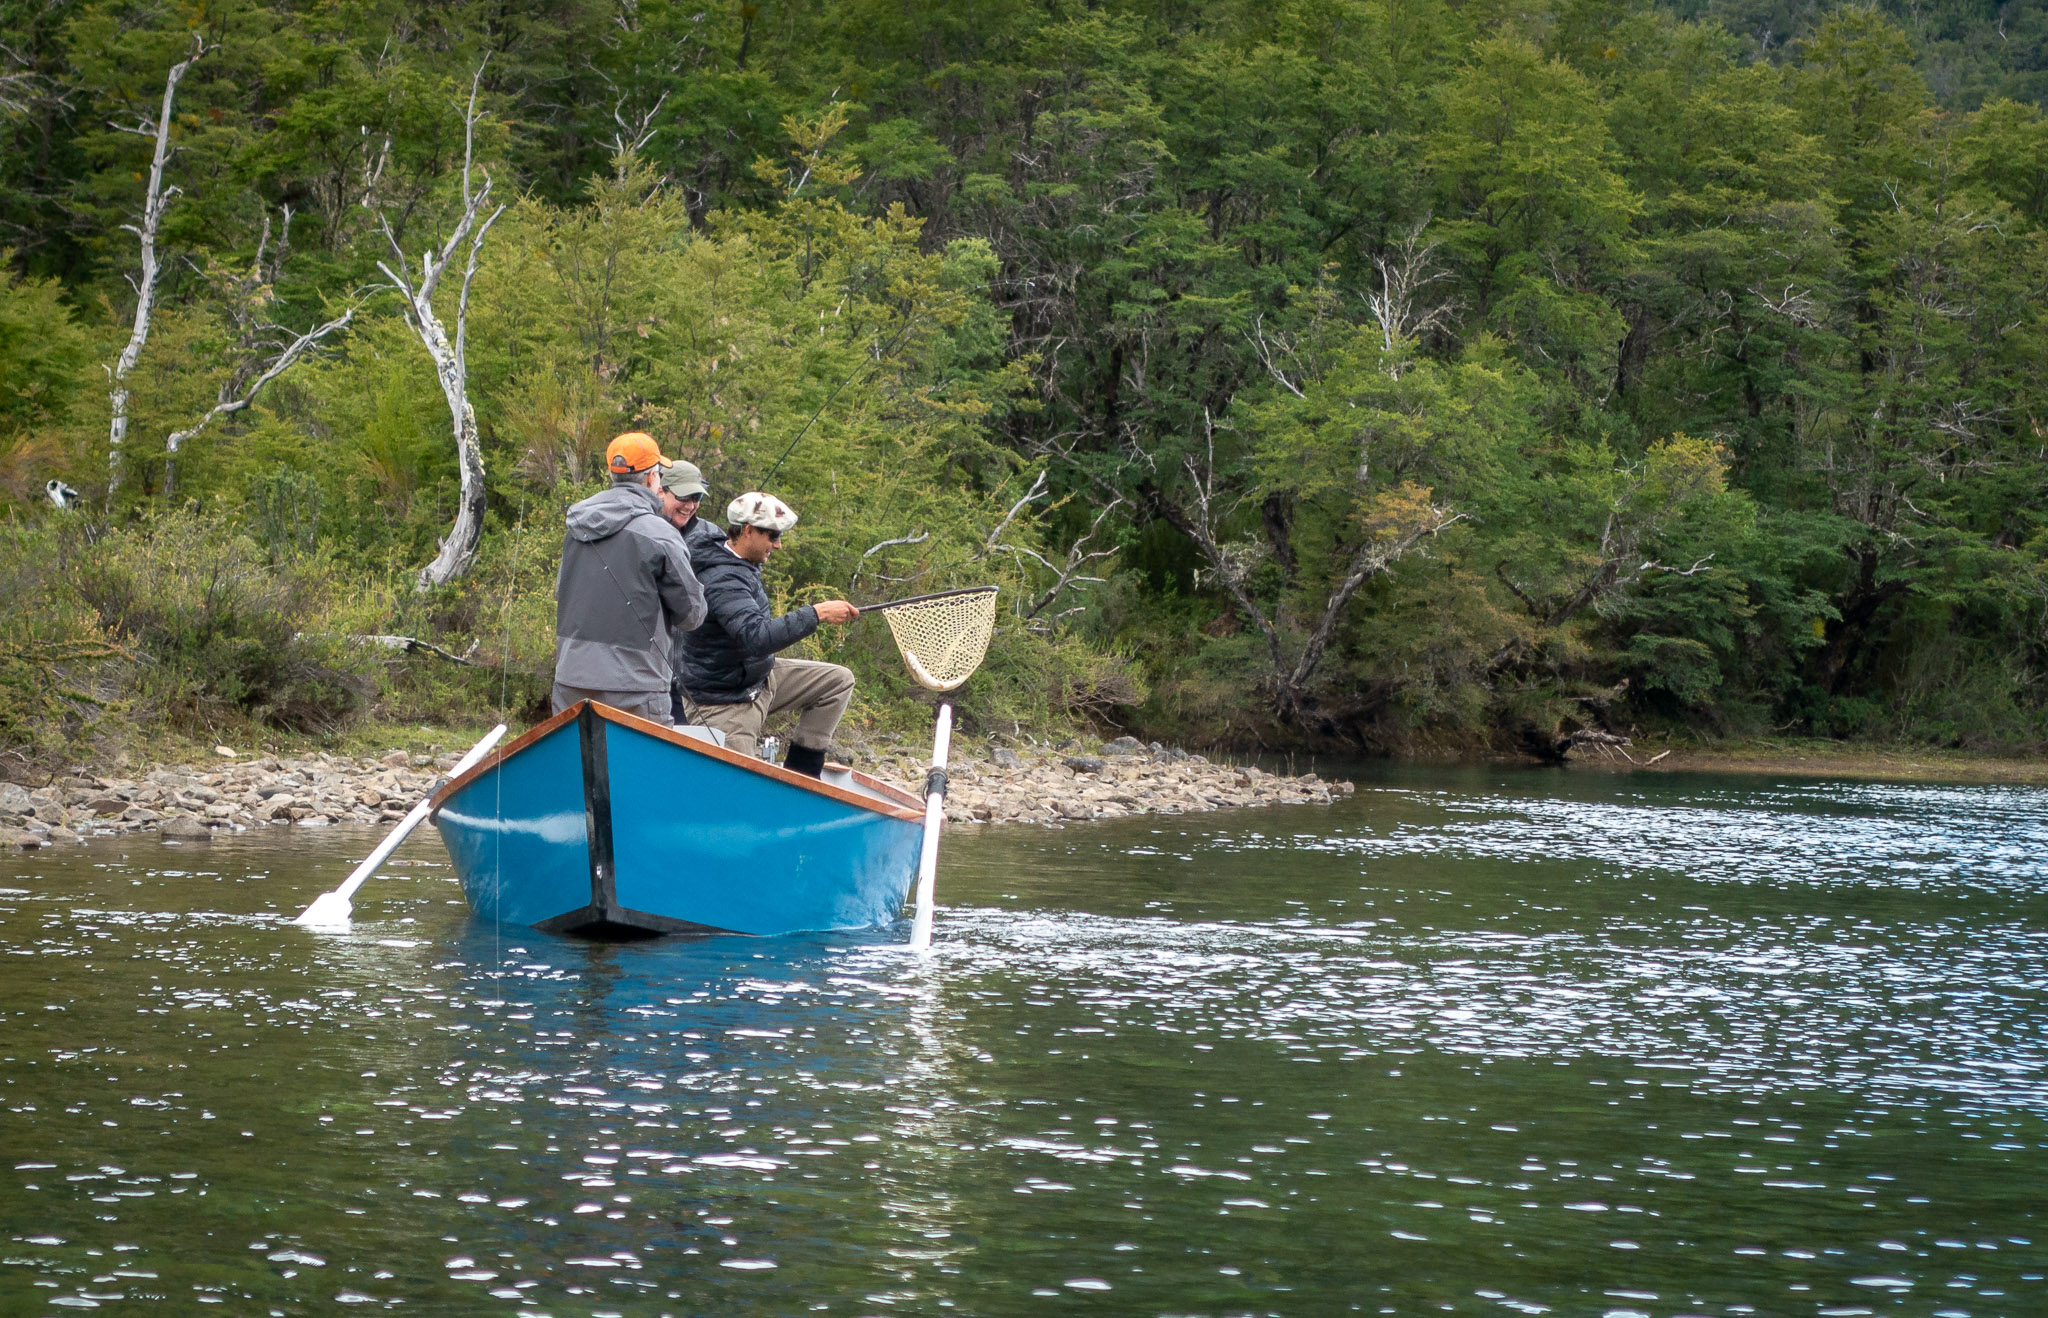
[726,492,797,533]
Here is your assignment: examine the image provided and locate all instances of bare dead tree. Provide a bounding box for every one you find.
[1159,410,1462,719]
[1281,493,1463,714]
[164,313,357,497]
[376,60,505,590]
[1248,313,1308,399]
[104,33,211,502]
[1155,411,1290,681]
[160,212,361,495]
[1366,220,1456,361]
[608,89,669,167]
[977,470,1125,629]
[1495,451,1722,630]
[0,37,63,119]
[1015,501,1121,628]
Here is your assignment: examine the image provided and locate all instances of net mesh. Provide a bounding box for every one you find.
[881,587,998,692]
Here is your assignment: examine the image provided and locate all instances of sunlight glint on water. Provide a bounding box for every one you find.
[0,765,2043,1315]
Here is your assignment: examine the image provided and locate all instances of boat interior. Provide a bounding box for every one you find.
[672,723,917,812]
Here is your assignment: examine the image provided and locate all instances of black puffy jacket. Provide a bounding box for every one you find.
[674,532,819,705]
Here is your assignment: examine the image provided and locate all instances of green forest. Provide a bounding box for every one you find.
[2,0,2046,761]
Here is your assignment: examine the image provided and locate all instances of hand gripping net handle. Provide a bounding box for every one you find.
[871,586,998,692]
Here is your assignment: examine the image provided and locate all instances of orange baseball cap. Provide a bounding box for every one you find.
[606,431,671,475]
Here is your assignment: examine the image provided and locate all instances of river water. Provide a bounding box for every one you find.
[1,766,2043,1316]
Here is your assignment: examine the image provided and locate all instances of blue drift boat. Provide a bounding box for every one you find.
[428,701,927,939]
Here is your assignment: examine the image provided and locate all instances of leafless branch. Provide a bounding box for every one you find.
[0,38,64,118]
[608,88,669,164]
[850,531,929,594]
[1640,554,1716,577]
[1751,283,1821,329]
[1367,219,1456,358]
[1248,314,1306,398]
[163,302,360,494]
[980,470,1049,554]
[1020,496,1122,621]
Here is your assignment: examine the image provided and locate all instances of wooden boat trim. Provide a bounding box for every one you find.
[431,700,925,823]
[835,766,925,813]
[598,705,927,821]
[429,703,581,814]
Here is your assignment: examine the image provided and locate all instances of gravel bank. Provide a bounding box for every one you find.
[0,749,462,848]
[0,735,1349,848]
[865,735,1352,825]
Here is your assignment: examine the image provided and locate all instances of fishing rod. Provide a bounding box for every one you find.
[756,316,923,486]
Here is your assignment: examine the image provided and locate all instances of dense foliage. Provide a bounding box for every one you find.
[2,0,2045,756]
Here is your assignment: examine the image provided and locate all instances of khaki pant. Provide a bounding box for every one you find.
[552,683,672,724]
[680,658,854,757]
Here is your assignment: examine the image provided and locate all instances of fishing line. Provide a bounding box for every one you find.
[757,316,922,485]
[491,483,530,981]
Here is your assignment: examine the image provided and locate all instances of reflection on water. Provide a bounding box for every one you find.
[0,767,2044,1314]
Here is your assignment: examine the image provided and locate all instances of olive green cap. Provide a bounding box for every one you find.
[657,460,708,499]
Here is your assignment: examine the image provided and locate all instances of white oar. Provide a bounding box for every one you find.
[908,703,953,952]
[293,723,508,929]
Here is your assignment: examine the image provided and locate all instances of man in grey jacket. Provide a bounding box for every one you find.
[551,432,706,720]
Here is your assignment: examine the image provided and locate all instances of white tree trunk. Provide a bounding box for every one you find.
[105,35,209,502]
[407,303,488,589]
[377,61,502,591]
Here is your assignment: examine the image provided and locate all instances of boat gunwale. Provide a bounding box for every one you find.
[429,701,926,823]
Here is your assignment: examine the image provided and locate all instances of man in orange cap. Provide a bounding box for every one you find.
[550,432,706,719]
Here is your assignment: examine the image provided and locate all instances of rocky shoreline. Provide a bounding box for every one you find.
[0,735,1349,848]
[931,735,1352,824]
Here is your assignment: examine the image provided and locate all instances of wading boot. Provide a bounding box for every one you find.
[784,743,827,778]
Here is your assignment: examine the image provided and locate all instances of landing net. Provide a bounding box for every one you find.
[876,586,998,692]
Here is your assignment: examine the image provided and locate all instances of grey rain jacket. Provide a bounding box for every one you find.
[676,531,819,705]
[553,482,706,695]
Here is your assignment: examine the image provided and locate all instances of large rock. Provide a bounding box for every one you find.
[1099,735,1146,756]
[0,827,42,849]
[1063,756,1106,775]
[0,782,31,812]
[160,817,213,841]
[988,747,1023,770]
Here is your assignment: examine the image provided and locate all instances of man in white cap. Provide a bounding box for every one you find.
[674,492,860,776]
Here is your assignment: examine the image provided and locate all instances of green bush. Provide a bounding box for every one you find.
[71,513,376,733]
[0,519,127,753]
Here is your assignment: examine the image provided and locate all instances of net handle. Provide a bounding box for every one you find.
[852,585,999,613]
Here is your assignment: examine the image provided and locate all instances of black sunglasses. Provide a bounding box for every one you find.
[761,528,782,542]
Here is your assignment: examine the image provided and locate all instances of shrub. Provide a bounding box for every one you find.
[0,519,127,755]
[70,513,375,733]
